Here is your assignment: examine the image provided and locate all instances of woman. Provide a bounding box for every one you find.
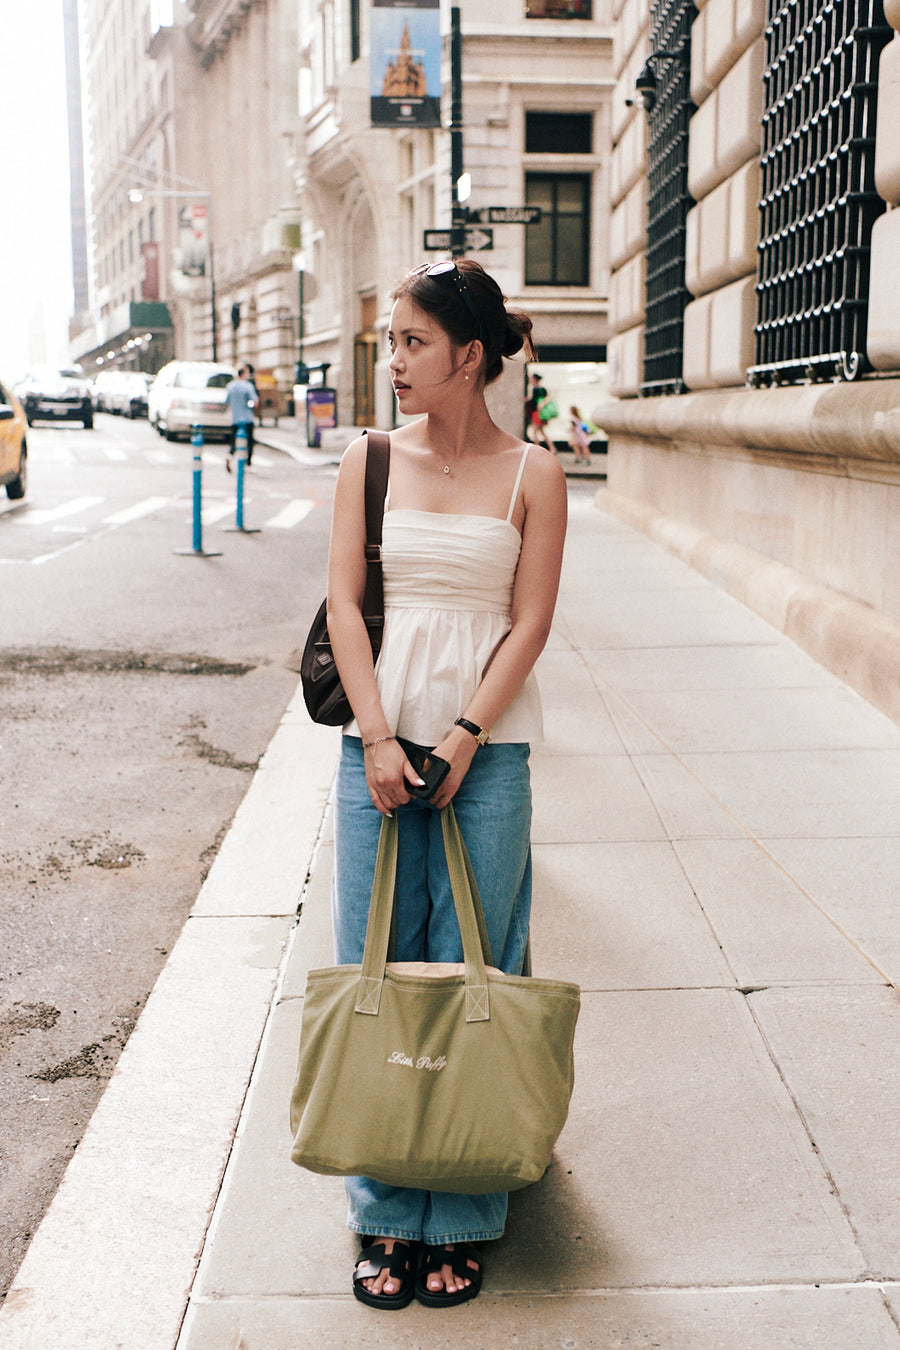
[568,405,593,466]
[525,370,556,453]
[326,259,567,1311]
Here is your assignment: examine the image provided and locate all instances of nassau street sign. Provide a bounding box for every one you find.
[469,206,543,225]
[423,227,494,252]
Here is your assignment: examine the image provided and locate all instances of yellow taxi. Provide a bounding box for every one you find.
[0,377,28,499]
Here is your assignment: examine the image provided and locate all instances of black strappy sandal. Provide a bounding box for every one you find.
[414,1242,483,1308]
[352,1238,419,1310]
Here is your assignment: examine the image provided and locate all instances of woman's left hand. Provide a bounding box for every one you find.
[428,728,478,810]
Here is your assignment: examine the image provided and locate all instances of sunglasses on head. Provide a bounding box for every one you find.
[412,260,483,340]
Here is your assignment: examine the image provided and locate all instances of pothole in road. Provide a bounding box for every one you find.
[178,731,259,773]
[0,649,257,678]
[0,1003,61,1052]
[37,836,147,879]
[30,1017,138,1083]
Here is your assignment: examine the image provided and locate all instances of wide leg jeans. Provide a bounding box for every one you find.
[332,736,532,1244]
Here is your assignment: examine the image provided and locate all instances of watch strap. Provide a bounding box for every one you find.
[455,716,490,746]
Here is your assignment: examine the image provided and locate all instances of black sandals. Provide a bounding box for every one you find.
[414,1242,483,1307]
[352,1238,419,1310]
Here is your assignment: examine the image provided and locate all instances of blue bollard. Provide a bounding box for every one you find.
[235,427,247,531]
[174,424,222,556]
[224,424,260,534]
[191,425,204,552]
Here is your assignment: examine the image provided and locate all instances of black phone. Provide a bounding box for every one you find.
[396,737,451,799]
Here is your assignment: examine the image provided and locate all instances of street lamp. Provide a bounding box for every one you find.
[633,48,685,114]
[292,250,308,385]
[128,181,218,360]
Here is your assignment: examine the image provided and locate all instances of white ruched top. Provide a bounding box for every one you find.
[345,445,543,746]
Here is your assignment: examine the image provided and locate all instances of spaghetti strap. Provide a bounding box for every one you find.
[506,445,531,522]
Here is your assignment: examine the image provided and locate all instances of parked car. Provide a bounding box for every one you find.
[106,371,151,419]
[148,361,236,441]
[91,370,123,412]
[15,365,93,428]
[0,378,27,499]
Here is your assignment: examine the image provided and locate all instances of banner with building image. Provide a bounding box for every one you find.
[178,202,209,278]
[370,0,441,127]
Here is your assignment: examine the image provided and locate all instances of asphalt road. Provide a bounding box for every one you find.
[0,413,337,1297]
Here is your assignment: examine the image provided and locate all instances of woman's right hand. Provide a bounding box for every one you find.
[364,738,423,816]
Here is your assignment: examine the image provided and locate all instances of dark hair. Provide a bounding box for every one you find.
[390,259,537,386]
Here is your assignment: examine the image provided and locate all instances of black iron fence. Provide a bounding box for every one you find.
[641,0,696,395]
[751,0,892,385]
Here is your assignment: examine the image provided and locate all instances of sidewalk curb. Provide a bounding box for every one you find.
[253,426,342,468]
[0,689,340,1350]
[255,424,607,479]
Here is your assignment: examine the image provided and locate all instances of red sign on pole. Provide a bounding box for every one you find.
[141,241,160,301]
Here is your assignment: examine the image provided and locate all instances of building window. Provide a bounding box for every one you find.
[525,111,592,154]
[525,173,590,286]
[641,0,695,394]
[752,0,892,385]
[526,0,592,15]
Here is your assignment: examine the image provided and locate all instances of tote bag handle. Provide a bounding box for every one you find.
[355,806,493,1022]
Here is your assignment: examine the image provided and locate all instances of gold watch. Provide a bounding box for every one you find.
[454,716,490,747]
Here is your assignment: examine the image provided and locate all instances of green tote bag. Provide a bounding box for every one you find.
[289,806,580,1194]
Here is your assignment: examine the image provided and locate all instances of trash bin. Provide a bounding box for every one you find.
[306,387,337,447]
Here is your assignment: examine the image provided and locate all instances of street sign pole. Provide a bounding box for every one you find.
[450,7,467,260]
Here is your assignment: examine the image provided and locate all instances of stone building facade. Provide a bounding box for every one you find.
[73,0,614,436]
[73,0,303,389]
[295,0,613,438]
[604,0,900,724]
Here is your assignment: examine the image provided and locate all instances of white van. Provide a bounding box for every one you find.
[148,361,236,441]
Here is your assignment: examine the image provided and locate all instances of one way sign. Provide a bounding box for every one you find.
[424,227,494,252]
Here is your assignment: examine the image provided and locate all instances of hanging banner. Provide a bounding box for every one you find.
[179,202,208,278]
[141,241,160,301]
[370,0,441,128]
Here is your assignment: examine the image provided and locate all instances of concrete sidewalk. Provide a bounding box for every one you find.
[3,491,900,1348]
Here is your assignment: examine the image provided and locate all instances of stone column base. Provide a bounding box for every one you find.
[597,487,900,729]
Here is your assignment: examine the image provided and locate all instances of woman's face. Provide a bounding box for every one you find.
[388,295,466,415]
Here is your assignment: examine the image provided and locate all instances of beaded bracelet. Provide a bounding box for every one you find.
[362,735,396,751]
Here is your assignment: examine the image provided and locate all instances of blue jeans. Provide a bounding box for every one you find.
[332,736,532,1244]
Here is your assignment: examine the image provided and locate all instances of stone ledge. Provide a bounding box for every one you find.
[597,488,900,728]
[597,380,900,469]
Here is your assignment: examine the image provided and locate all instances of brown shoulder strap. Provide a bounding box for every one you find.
[363,430,390,547]
[360,430,390,642]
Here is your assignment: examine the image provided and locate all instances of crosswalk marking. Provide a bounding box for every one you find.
[14,496,104,525]
[265,499,314,529]
[146,449,176,464]
[102,445,128,461]
[102,497,170,526]
[2,489,323,562]
[201,500,236,525]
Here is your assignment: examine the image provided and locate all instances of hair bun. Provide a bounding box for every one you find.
[503,310,533,360]
[502,323,526,358]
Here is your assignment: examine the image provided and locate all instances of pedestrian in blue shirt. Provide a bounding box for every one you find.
[225,364,257,470]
